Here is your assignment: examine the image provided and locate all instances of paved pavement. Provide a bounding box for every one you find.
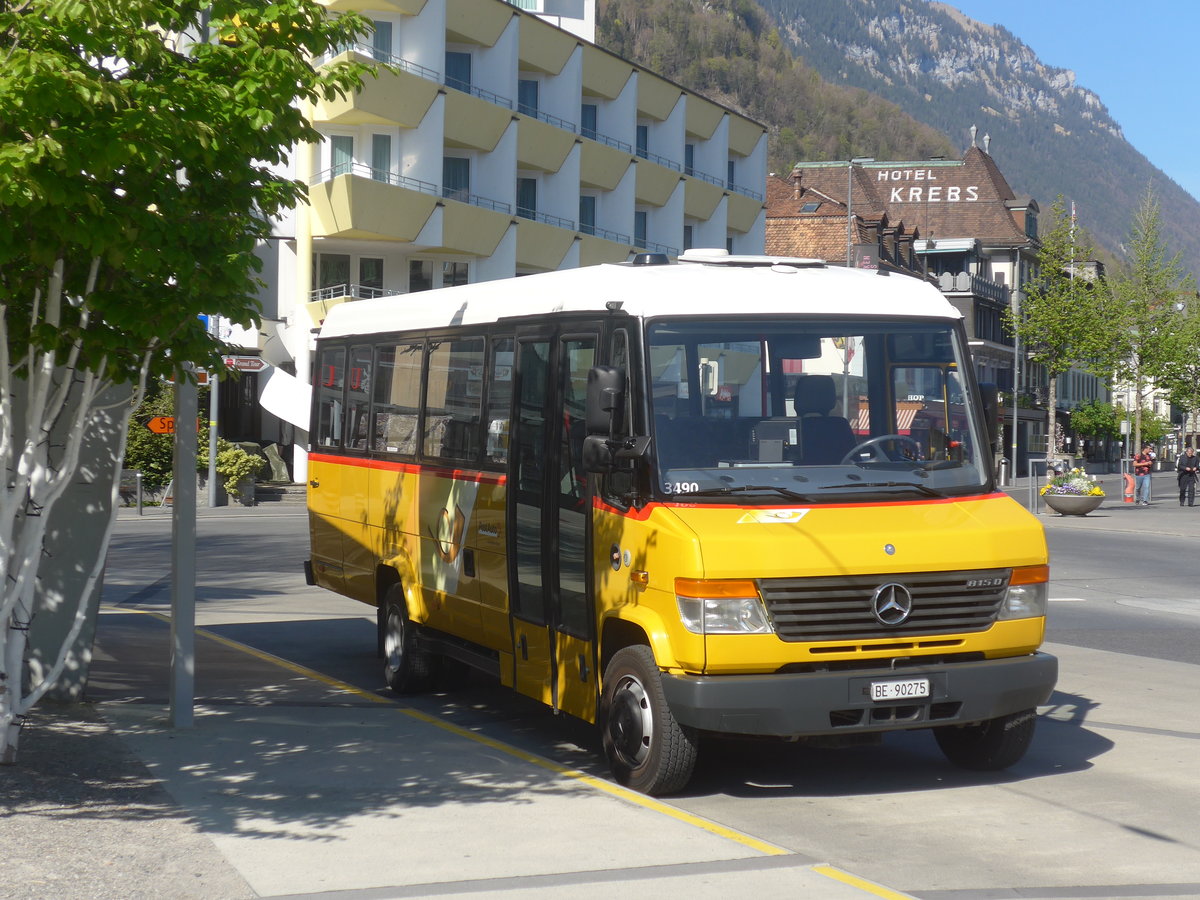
[5,473,1195,900]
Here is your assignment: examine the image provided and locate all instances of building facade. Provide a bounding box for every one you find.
[769,142,1109,476]
[241,0,768,480]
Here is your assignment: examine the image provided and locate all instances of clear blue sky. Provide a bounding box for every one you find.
[943,1,1199,203]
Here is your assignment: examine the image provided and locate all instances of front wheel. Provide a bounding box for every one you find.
[600,646,698,796]
[934,708,1037,771]
[382,585,437,694]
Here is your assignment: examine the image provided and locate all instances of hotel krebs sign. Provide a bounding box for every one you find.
[877,168,980,204]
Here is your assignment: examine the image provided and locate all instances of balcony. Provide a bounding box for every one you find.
[308,165,439,242]
[937,272,1008,304]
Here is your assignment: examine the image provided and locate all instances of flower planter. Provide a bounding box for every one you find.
[1043,493,1103,516]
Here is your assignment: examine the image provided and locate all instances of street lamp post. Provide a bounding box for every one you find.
[1010,289,1022,479]
[846,157,875,267]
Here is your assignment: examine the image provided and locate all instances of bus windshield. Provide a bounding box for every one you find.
[647,317,991,501]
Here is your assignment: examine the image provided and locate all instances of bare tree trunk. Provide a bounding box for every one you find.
[0,259,149,764]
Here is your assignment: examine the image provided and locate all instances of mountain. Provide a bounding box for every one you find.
[596,0,955,174]
[752,0,1200,274]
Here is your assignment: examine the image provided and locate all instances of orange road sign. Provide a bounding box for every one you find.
[145,416,175,434]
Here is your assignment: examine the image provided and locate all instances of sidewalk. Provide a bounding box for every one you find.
[1001,469,1200,536]
[5,608,916,900]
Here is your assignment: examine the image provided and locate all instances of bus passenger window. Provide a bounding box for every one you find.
[372,342,423,454]
[424,337,485,462]
[314,346,345,448]
[486,337,514,464]
[346,345,372,450]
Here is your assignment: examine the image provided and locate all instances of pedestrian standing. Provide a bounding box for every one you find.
[1132,444,1154,505]
[1177,446,1199,507]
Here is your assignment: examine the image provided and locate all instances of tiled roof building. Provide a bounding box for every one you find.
[773,142,1109,475]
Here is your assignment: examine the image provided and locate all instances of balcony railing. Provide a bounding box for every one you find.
[581,223,633,244]
[635,147,682,172]
[518,104,577,133]
[443,187,511,214]
[309,283,391,302]
[728,181,764,202]
[517,208,576,230]
[582,128,633,154]
[322,43,442,83]
[937,272,1008,304]
[638,239,680,257]
[445,76,513,110]
[311,162,441,197]
[686,167,723,187]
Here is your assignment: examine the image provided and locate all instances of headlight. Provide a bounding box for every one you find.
[676,578,772,634]
[998,565,1049,620]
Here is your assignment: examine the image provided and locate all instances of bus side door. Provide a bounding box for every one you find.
[508,330,599,721]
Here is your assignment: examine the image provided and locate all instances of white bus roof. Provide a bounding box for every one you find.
[317,254,959,340]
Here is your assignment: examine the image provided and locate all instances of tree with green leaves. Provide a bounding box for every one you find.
[1154,295,1200,449]
[1107,186,1197,452]
[1005,196,1116,460]
[0,0,369,763]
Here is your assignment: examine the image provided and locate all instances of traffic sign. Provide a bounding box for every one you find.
[223,355,270,373]
[145,416,175,434]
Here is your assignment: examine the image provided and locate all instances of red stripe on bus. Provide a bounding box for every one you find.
[307,452,507,485]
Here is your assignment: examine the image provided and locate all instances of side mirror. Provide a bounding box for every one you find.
[979,382,999,446]
[586,366,625,435]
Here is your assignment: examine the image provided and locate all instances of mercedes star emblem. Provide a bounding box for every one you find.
[871,583,914,626]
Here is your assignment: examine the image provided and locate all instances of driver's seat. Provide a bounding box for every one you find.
[793,375,855,464]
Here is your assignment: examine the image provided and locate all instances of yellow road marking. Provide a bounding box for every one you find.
[814,864,916,899]
[112,607,789,857]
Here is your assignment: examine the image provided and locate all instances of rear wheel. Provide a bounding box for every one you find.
[601,646,698,795]
[934,708,1037,771]
[382,585,437,694]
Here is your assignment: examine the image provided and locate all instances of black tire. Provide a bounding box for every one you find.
[934,708,1037,771]
[600,645,698,795]
[381,585,437,694]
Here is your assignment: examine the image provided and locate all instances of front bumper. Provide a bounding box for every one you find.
[661,652,1058,737]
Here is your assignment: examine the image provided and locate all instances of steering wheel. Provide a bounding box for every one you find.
[841,434,923,465]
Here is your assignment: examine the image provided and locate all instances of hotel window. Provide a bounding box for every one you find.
[683,224,693,251]
[579,195,596,235]
[371,21,392,61]
[371,134,391,182]
[727,159,735,188]
[443,157,470,202]
[684,144,694,175]
[580,103,597,139]
[445,51,471,92]
[634,210,647,247]
[517,178,537,220]
[330,135,353,177]
[518,79,539,117]
[359,258,383,292]
[443,261,469,287]
[409,260,433,293]
[635,124,648,159]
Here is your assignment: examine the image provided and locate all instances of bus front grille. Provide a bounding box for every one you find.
[757,569,1009,642]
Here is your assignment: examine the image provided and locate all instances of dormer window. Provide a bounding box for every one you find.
[800,201,821,213]
[1025,211,1038,239]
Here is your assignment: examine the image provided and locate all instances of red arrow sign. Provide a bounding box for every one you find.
[145,416,175,434]
[222,355,269,373]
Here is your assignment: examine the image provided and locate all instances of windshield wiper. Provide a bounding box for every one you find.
[819,481,944,497]
[685,484,816,502]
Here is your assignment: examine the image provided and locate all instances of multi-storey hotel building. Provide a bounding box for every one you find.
[247,0,767,480]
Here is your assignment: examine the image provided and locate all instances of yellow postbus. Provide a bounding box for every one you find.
[305,251,1056,795]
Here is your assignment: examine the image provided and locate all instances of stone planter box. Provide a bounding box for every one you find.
[1043,493,1104,516]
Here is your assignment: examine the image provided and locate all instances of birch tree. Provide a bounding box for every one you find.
[0,0,368,763]
[1108,187,1197,452]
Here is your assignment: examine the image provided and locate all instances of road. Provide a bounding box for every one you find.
[100,508,1200,900]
